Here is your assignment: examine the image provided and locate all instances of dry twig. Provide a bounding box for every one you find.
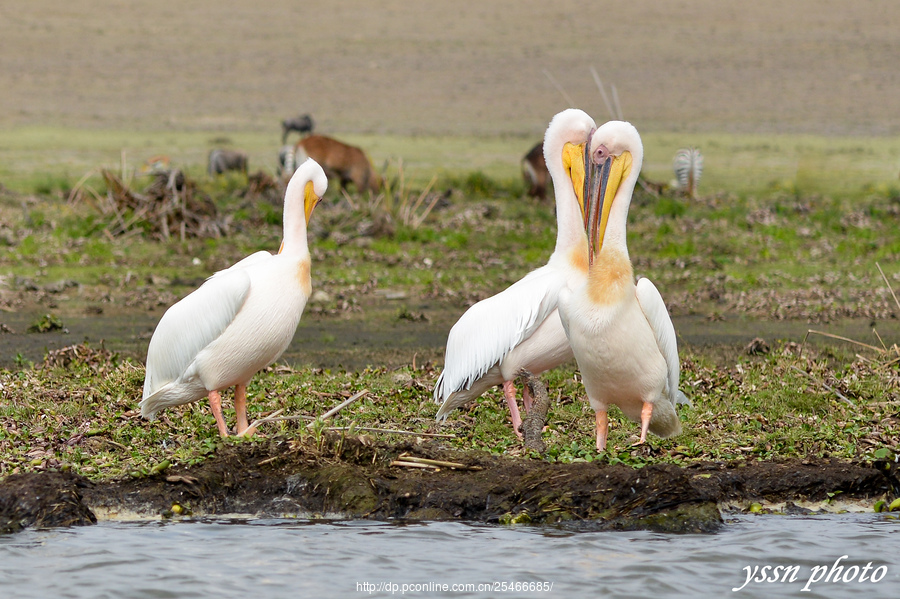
[790,365,854,405]
[390,453,482,471]
[326,427,454,438]
[876,262,900,314]
[239,390,370,437]
[804,329,884,354]
[309,390,369,427]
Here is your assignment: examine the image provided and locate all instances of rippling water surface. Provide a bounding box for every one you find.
[1,514,899,598]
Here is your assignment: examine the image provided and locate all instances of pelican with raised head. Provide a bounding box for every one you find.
[141,158,328,436]
[434,109,596,434]
[558,121,688,451]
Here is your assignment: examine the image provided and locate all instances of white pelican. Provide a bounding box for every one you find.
[140,158,327,436]
[558,121,688,451]
[434,109,596,435]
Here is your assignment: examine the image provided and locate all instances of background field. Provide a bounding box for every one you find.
[1,0,900,193]
[4,0,900,136]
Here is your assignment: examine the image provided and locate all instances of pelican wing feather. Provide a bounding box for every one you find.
[635,277,689,406]
[142,268,253,399]
[434,266,564,402]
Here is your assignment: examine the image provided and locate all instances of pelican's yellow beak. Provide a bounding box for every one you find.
[561,126,598,219]
[586,151,632,264]
[561,141,588,216]
[304,180,322,224]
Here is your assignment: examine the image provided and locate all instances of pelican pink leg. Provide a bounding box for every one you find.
[502,381,525,438]
[208,390,230,437]
[637,402,653,445]
[595,410,610,451]
[522,384,534,413]
[234,383,250,435]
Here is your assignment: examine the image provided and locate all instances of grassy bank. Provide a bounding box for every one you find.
[0,128,899,482]
[0,337,897,481]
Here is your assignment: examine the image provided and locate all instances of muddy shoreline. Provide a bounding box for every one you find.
[4,302,898,371]
[3,435,897,535]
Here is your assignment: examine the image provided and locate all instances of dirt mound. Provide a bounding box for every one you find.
[4,436,898,535]
[0,471,96,534]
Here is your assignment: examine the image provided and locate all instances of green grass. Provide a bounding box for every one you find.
[0,127,899,481]
[0,338,895,480]
[643,132,900,197]
[3,161,899,321]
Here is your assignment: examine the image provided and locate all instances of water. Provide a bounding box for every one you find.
[1,514,899,598]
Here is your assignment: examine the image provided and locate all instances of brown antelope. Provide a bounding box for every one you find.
[294,135,382,194]
[521,141,549,201]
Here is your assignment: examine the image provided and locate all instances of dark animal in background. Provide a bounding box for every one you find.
[294,135,382,194]
[281,114,315,144]
[522,141,549,201]
[208,149,248,176]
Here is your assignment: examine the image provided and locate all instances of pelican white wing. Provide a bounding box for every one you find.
[434,265,565,401]
[142,268,252,401]
[635,277,689,406]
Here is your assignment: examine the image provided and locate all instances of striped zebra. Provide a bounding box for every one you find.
[673,147,703,198]
[277,145,296,179]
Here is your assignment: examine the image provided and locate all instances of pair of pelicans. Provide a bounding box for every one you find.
[141,109,688,452]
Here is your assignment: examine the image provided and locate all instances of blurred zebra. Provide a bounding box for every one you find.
[673,147,703,198]
[277,145,296,179]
